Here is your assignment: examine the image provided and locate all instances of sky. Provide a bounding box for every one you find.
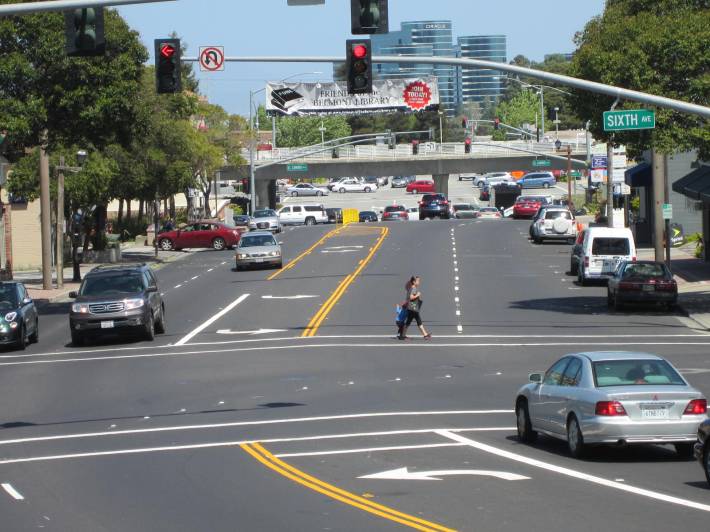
[117,0,607,116]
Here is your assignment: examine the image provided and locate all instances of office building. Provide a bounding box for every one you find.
[457,35,507,107]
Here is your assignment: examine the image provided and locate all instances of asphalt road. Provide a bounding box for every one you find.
[1,213,709,531]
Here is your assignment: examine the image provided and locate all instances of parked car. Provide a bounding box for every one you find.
[235,231,282,270]
[475,172,515,188]
[607,261,677,310]
[68,264,165,346]
[325,208,343,224]
[419,194,450,220]
[0,282,38,350]
[278,204,328,226]
[335,178,377,193]
[233,215,250,229]
[694,418,710,486]
[518,171,557,189]
[158,221,241,251]
[391,176,412,188]
[578,227,636,286]
[375,176,389,186]
[453,203,479,219]
[286,183,329,197]
[328,177,352,191]
[382,205,409,221]
[459,172,483,182]
[248,209,282,233]
[531,207,577,244]
[478,207,502,219]
[359,211,378,223]
[515,351,707,458]
[569,229,588,275]
[406,180,436,194]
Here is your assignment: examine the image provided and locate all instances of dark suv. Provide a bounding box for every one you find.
[419,194,450,220]
[69,264,166,346]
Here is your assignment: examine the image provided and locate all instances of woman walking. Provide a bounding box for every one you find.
[397,276,432,340]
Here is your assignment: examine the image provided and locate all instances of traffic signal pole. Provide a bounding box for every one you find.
[39,138,52,290]
[0,0,175,16]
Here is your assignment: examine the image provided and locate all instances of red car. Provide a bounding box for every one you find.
[157,221,241,251]
[381,205,409,221]
[513,196,546,219]
[406,180,436,194]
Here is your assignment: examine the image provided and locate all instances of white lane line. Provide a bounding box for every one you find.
[457,325,463,333]
[0,427,514,467]
[174,284,182,289]
[0,412,512,448]
[437,430,710,514]
[191,276,199,280]
[174,294,250,346]
[207,268,214,272]
[1,483,24,500]
[221,261,227,265]
[277,442,466,458]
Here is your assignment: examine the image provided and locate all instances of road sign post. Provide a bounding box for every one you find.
[603,109,656,132]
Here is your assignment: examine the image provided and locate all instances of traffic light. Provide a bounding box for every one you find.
[241,178,250,195]
[461,118,467,129]
[64,8,105,57]
[346,40,372,95]
[351,0,389,34]
[465,138,472,154]
[412,140,419,155]
[154,39,182,94]
[388,134,395,150]
[494,117,500,130]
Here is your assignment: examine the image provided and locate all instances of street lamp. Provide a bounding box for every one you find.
[55,150,88,287]
[507,77,572,141]
[554,107,560,140]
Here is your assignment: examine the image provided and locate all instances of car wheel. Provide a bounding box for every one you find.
[155,306,166,335]
[543,182,551,189]
[703,446,710,486]
[412,189,418,195]
[291,191,298,197]
[159,238,174,251]
[212,237,226,251]
[516,399,537,443]
[316,191,322,196]
[144,313,155,341]
[71,330,84,347]
[14,324,26,351]
[364,187,371,193]
[566,414,586,458]
[305,217,315,226]
[29,319,39,344]
[339,187,346,193]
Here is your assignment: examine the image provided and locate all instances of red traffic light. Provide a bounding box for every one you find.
[352,44,368,59]
[160,44,176,58]
[465,138,472,144]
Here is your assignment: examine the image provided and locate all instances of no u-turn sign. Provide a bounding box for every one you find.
[199,46,225,72]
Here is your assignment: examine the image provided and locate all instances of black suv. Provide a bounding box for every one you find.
[419,194,451,220]
[69,264,165,346]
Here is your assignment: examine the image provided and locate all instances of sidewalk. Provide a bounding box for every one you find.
[637,245,710,329]
[16,245,190,305]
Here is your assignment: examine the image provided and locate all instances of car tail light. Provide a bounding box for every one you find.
[632,256,637,262]
[595,401,627,416]
[418,201,424,206]
[584,256,589,268]
[684,399,707,415]
[619,281,641,291]
[656,280,677,291]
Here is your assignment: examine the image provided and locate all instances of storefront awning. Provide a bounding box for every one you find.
[672,164,710,202]
[625,162,651,187]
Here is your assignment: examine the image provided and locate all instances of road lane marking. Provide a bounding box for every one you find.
[174,284,182,289]
[268,225,346,281]
[174,294,250,346]
[360,467,530,481]
[302,226,388,337]
[436,430,710,514]
[1,483,24,500]
[191,276,199,280]
[242,442,455,532]
[261,295,319,300]
[276,443,467,458]
[216,329,287,335]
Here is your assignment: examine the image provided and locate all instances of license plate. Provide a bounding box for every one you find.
[255,258,264,263]
[642,284,655,292]
[101,321,114,329]
[641,406,668,419]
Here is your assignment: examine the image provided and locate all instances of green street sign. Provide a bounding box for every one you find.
[532,159,551,167]
[662,203,673,220]
[287,164,308,172]
[603,109,655,132]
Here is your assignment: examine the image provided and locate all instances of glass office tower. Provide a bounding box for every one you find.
[457,35,507,107]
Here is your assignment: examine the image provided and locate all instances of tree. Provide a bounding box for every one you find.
[275,115,352,148]
[495,91,539,131]
[570,0,710,158]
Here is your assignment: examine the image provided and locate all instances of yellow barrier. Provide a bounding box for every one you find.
[342,208,359,225]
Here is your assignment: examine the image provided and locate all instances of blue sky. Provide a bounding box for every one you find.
[117,0,606,116]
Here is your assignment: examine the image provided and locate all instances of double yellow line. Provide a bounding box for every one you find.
[268,224,349,281]
[302,226,388,337]
[241,442,455,532]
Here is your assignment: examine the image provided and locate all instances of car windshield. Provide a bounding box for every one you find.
[80,274,145,296]
[253,210,276,218]
[592,237,630,255]
[240,235,277,247]
[593,359,685,387]
[0,285,18,309]
[622,263,669,279]
[481,208,498,213]
[384,206,405,212]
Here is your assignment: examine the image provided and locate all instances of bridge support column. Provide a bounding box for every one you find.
[254,179,273,210]
[433,174,449,196]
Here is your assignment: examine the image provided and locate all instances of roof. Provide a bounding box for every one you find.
[579,351,662,362]
[242,231,275,237]
[671,164,710,202]
[585,226,633,237]
[90,263,147,273]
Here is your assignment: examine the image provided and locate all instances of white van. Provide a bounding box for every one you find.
[578,227,636,285]
[278,204,328,226]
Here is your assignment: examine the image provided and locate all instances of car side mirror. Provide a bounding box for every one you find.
[68,291,78,299]
[146,286,158,293]
[22,297,32,305]
[529,373,543,384]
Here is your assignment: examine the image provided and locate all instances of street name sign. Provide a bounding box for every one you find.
[603,109,655,132]
[287,164,308,172]
[532,159,551,168]
[662,203,673,220]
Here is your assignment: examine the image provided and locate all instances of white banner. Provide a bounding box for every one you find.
[265,77,440,116]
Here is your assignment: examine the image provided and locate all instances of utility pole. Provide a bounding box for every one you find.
[663,153,671,268]
[56,156,65,289]
[652,149,665,262]
[539,89,545,140]
[606,140,615,228]
[567,145,573,211]
[39,138,52,290]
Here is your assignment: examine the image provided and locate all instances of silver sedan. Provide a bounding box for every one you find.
[515,351,707,458]
[286,183,329,197]
[235,231,282,270]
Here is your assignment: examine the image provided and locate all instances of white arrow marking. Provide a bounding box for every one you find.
[261,295,319,300]
[216,329,287,336]
[358,467,530,481]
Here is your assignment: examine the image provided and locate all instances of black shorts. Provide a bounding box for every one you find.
[406,310,422,327]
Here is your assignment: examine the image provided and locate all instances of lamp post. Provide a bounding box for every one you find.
[507,78,572,141]
[554,107,560,140]
[55,150,87,288]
